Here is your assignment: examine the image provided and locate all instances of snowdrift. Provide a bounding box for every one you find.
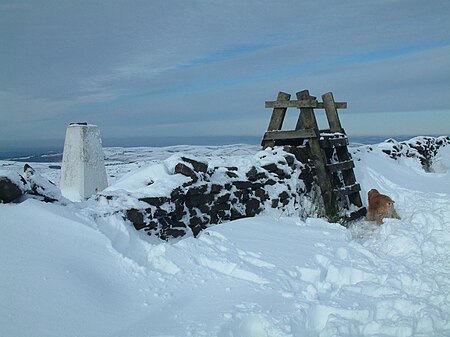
[1,136,450,337]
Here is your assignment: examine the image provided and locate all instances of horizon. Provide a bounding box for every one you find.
[1,133,447,161]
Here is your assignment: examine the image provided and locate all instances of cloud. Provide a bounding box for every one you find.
[1,0,450,144]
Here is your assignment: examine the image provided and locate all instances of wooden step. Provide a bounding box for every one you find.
[327,160,355,173]
[263,129,317,141]
[320,137,348,148]
[335,183,361,197]
[342,206,367,225]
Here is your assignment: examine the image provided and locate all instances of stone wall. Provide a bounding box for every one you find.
[98,148,317,240]
[351,136,450,172]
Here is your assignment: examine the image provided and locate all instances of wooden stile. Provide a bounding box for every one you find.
[261,89,366,223]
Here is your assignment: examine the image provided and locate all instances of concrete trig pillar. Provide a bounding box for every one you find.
[60,123,108,201]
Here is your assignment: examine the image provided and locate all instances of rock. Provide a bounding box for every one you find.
[125,209,146,230]
[246,166,259,181]
[279,191,290,206]
[181,157,208,173]
[254,188,268,201]
[0,175,25,203]
[174,163,198,181]
[284,154,295,167]
[186,185,208,196]
[245,198,261,217]
[232,181,253,190]
[23,164,65,203]
[262,163,279,173]
[216,193,231,204]
[230,208,244,220]
[139,196,170,206]
[210,184,222,194]
[226,171,239,178]
[185,193,214,208]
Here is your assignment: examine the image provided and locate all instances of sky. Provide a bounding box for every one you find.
[1,0,450,149]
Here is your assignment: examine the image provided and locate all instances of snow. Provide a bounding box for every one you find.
[1,139,450,336]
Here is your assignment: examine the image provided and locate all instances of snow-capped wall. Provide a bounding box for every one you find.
[97,148,320,240]
[60,123,108,201]
[352,136,450,172]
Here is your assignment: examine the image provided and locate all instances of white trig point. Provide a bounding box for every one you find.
[60,123,108,201]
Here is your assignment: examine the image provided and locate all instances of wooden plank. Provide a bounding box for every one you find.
[266,92,291,131]
[327,160,355,173]
[263,129,317,141]
[262,92,291,149]
[322,92,343,133]
[335,183,361,197]
[296,90,338,220]
[265,100,347,109]
[320,137,349,148]
[342,206,367,225]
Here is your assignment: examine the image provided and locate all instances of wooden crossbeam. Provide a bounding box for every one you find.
[326,160,355,173]
[265,100,347,109]
[320,137,349,148]
[263,129,317,141]
[335,183,361,197]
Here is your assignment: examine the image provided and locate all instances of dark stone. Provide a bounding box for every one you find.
[190,224,203,237]
[139,196,170,206]
[210,184,222,194]
[181,157,208,173]
[189,216,203,227]
[230,208,244,220]
[0,175,24,203]
[186,193,214,208]
[182,180,195,188]
[216,193,231,204]
[234,190,251,202]
[172,203,186,220]
[266,179,277,186]
[174,163,198,181]
[279,191,290,206]
[271,199,279,208]
[153,208,168,218]
[125,209,146,230]
[209,210,220,223]
[226,166,238,171]
[246,166,259,181]
[250,182,264,190]
[233,181,253,190]
[197,203,211,213]
[171,187,185,201]
[187,184,208,196]
[226,171,239,178]
[161,227,186,240]
[245,198,261,217]
[254,188,268,200]
[211,202,231,212]
[262,163,279,173]
[284,154,295,167]
[146,220,159,231]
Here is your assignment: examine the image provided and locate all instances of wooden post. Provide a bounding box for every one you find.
[296,90,338,220]
[322,92,343,133]
[262,92,291,149]
[322,92,362,208]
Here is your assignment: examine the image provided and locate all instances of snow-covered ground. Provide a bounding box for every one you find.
[1,139,450,337]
